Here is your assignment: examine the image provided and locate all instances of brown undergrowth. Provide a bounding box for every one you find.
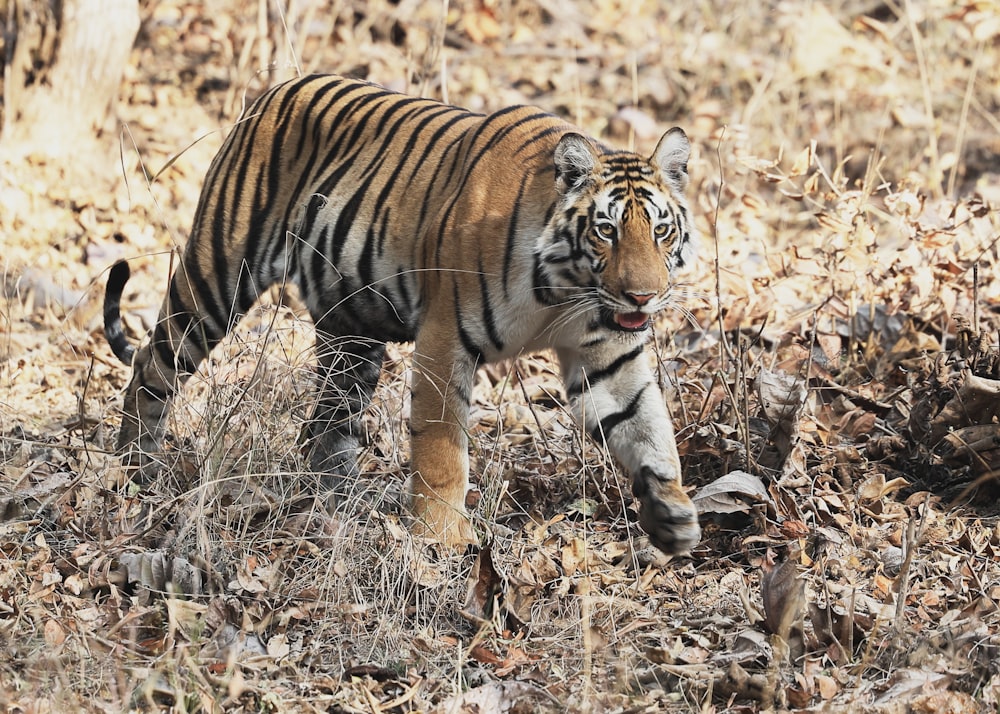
[3,1,1000,711]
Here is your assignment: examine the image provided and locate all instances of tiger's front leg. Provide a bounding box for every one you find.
[407,328,478,547]
[558,345,701,555]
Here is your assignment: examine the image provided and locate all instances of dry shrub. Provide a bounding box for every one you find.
[3,1,1000,712]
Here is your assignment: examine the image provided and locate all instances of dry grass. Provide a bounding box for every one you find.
[3,0,1000,711]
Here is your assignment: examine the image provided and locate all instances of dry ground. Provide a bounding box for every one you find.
[3,1,1000,712]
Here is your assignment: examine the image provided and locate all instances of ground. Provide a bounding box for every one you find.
[2,1,1000,712]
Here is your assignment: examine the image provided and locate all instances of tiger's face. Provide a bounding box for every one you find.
[547,128,694,333]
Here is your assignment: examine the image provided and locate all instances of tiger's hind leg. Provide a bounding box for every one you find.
[306,327,387,498]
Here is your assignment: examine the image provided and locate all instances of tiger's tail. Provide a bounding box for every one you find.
[104,260,137,365]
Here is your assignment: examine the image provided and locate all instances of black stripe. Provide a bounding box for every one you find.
[453,281,483,362]
[293,78,356,161]
[259,80,358,278]
[242,99,300,296]
[434,109,552,254]
[478,258,504,352]
[330,175,371,266]
[674,228,690,269]
[374,205,392,262]
[282,82,363,253]
[466,111,547,166]
[531,251,556,305]
[502,178,530,297]
[585,345,645,386]
[396,267,414,322]
[373,96,424,135]
[358,223,378,295]
[594,384,649,438]
[349,100,431,186]
[151,322,196,375]
[137,369,169,402]
[311,222,337,299]
[402,111,475,194]
[416,140,466,243]
[513,124,564,158]
[372,106,468,256]
[321,95,423,269]
[235,259,258,319]
[326,90,393,160]
[544,252,572,265]
[205,83,296,318]
[300,194,329,296]
[338,91,399,158]
[453,378,472,406]
[169,279,222,346]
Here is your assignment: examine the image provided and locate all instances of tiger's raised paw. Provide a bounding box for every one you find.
[633,466,701,555]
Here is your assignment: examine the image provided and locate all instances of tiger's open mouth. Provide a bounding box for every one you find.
[607,310,651,332]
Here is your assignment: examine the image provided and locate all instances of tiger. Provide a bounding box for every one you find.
[104,73,701,554]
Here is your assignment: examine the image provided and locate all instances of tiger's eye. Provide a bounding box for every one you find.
[653,223,671,239]
[597,224,616,239]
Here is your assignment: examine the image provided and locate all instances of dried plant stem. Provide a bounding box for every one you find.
[973,261,980,331]
[893,516,917,630]
[893,496,929,632]
[627,50,638,152]
[903,0,941,195]
[515,361,554,460]
[257,0,271,73]
[713,127,731,367]
[947,40,984,198]
[739,337,752,472]
[579,575,595,712]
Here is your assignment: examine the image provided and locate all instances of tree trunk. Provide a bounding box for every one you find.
[1,0,139,167]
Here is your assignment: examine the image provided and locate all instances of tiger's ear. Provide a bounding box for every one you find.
[554,133,600,194]
[651,127,690,192]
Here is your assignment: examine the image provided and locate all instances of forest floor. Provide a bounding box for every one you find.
[3,1,1000,712]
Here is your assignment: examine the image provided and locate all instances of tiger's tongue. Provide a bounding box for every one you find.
[615,312,648,329]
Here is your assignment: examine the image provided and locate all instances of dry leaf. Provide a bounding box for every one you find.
[857,473,910,501]
[431,681,559,713]
[693,470,774,516]
[761,556,804,642]
[816,674,839,700]
[792,4,883,78]
[165,597,209,641]
[266,633,290,659]
[44,618,66,646]
[461,545,502,623]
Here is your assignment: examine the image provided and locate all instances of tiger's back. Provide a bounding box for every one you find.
[105,73,702,555]
[184,77,563,343]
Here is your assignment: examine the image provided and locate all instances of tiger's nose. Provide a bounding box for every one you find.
[626,291,656,306]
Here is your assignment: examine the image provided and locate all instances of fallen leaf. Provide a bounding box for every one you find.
[431,681,559,713]
[44,618,66,646]
[761,555,804,644]
[693,470,775,516]
[461,545,502,623]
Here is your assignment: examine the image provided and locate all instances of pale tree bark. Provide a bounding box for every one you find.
[1,0,139,169]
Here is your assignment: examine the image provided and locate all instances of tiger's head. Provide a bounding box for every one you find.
[542,127,695,333]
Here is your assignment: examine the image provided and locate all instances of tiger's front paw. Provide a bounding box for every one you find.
[118,443,166,487]
[633,466,701,555]
[409,494,477,549]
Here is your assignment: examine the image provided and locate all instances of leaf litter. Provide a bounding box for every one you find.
[3,0,1000,712]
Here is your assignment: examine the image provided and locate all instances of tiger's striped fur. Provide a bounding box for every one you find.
[104,73,701,553]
